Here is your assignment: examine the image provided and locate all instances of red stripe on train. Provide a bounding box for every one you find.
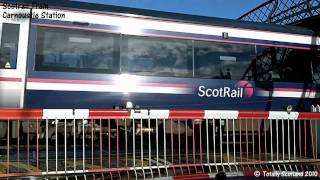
[28,78,190,88]
[0,77,22,82]
[28,78,113,85]
[265,88,318,93]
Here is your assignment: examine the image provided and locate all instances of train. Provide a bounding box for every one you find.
[0,0,319,139]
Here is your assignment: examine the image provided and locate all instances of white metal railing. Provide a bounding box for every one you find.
[0,109,319,179]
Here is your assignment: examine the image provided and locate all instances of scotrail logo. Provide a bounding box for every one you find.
[198,80,254,98]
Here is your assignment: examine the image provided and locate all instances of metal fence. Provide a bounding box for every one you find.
[238,0,320,25]
[0,109,319,179]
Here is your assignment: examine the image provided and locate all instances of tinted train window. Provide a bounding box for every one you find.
[255,46,312,83]
[312,61,320,84]
[35,27,119,73]
[121,35,193,77]
[194,41,255,80]
[0,23,20,69]
[311,52,320,84]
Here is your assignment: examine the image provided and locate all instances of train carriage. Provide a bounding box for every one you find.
[0,1,319,179]
[0,1,319,177]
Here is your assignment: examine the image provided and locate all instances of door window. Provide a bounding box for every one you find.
[0,23,20,69]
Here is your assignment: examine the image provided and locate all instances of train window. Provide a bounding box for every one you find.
[311,52,320,84]
[0,23,20,69]
[35,27,120,73]
[194,41,255,80]
[121,35,193,78]
[256,46,312,83]
[255,46,274,81]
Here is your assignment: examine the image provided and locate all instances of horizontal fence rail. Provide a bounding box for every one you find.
[0,109,319,179]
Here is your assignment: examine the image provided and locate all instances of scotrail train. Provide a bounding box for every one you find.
[0,0,319,139]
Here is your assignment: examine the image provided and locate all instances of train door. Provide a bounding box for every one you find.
[0,7,30,138]
[311,50,320,155]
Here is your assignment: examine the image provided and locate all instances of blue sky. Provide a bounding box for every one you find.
[73,0,265,19]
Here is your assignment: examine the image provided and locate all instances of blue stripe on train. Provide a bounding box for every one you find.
[25,90,312,111]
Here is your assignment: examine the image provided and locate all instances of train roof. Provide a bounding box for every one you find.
[2,0,317,36]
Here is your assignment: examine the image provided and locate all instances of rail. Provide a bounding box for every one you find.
[0,109,319,179]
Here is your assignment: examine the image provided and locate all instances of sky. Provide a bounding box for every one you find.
[73,0,265,19]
